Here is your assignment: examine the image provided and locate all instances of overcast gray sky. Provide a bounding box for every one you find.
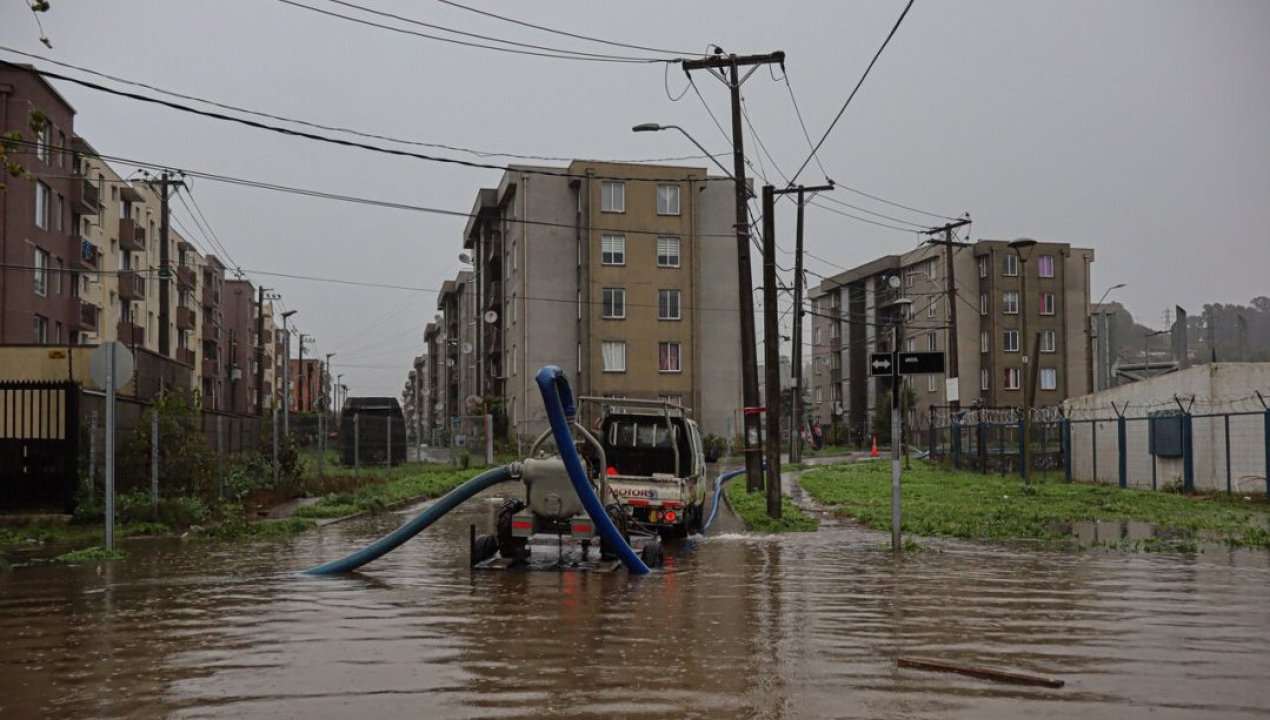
[4,1,1267,397]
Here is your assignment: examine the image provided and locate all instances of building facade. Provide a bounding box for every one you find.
[809,239,1094,436]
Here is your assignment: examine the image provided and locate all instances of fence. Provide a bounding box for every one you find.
[0,381,79,511]
[926,400,1270,496]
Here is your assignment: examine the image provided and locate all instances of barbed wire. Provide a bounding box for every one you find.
[929,390,1269,426]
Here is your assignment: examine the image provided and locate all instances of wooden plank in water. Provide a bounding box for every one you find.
[898,657,1065,689]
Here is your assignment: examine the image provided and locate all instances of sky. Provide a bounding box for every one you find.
[3,0,1267,397]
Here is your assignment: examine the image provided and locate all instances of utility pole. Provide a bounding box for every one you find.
[682,49,785,493]
[923,218,972,412]
[281,310,297,434]
[761,185,782,519]
[255,286,272,415]
[772,182,834,464]
[297,333,307,414]
[146,171,185,357]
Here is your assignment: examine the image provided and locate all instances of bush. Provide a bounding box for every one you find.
[702,434,728,462]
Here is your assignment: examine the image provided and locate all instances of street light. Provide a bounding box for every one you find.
[881,295,913,553]
[281,309,298,435]
[1088,283,1126,392]
[633,123,734,179]
[1009,238,1038,482]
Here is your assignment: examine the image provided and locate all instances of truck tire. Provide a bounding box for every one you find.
[496,499,529,560]
[472,533,499,565]
[640,538,664,568]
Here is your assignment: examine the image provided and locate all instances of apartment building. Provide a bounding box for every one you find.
[456,161,741,440]
[809,239,1094,434]
[200,255,228,409]
[289,358,324,413]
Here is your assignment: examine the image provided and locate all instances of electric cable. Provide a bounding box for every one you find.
[433,0,695,56]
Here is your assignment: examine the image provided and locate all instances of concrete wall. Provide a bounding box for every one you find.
[1064,363,1270,494]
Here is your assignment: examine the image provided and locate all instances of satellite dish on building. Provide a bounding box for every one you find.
[446,358,455,367]
[483,310,498,324]
[887,275,901,289]
[461,342,473,355]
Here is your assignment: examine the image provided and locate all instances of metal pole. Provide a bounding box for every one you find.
[354,413,360,474]
[282,322,290,435]
[271,405,279,486]
[104,345,115,551]
[150,408,159,512]
[89,410,98,488]
[387,415,393,466]
[485,413,494,466]
[789,186,806,464]
[318,411,325,476]
[216,414,224,499]
[891,321,903,552]
[762,184,782,519]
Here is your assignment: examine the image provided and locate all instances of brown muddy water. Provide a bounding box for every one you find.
[2,488,1269,720]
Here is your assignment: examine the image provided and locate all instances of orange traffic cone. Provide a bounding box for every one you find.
[870,435,879,458]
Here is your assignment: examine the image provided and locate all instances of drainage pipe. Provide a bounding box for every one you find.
[535,365,649,575]
[303,464,514,575]
[702,468,746,534]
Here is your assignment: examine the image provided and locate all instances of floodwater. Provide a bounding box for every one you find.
[3,484,1269,720]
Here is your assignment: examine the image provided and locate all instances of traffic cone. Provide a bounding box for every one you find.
[871,435,879,458]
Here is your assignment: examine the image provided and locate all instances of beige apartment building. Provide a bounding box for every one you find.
[809,239,1094,437]
[446,161,742,441]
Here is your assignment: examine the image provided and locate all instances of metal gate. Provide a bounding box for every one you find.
[0,381,80,512]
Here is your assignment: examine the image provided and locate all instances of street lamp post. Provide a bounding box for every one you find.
[634,122,764,493]
[281,310,297,435]
[1009,238,1038,482]
[882,294,913,552]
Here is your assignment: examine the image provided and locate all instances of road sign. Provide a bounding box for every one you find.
[869,353,895,376]
[90,342,134,389]
[897,352,946,375]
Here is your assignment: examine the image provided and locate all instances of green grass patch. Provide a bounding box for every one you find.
[294,463,485,521]
[199,515,316,541]
[53,546,127,563]
[724,482,819,533]
[800,460,1270,549]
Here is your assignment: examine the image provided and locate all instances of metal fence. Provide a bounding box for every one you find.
[926,403,1270,496]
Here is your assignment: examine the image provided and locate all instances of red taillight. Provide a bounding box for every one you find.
[571,524,592,534]
[606,466,618,476]
[511,520,533,530]
[664,510,677,522]
[662,501,683,508]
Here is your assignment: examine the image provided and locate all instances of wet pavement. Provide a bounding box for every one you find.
[2,479,1269,719]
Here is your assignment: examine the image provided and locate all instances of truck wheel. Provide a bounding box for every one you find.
[688,502,705,535]
[496,499,529,559]
[599,504,630,561]
[472,534,499,565]
[640,538,664,568]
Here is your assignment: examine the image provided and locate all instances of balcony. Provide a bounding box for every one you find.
[75,299,99,331]
[201,281,220,308]
[118,217,146,252]
[201,322,219,343]
[177,305,196,331]
[177,264,196,290]
[115,320,144,346]
[117,271,144,301]
[73,237,100,271]
[177,347,196,366]
[261,328,273,344]
[72,177,101,215]
[202,357,219,378]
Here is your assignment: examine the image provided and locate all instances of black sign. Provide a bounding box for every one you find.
[897,352,945,375]
[869,353,895,376]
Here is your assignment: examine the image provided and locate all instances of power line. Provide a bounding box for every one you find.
[0,46,716,166]
[274,0,668,63]
[0,61,730,185]
[807,197,921,234]
[788,0,916,185]
[433,0,695,56]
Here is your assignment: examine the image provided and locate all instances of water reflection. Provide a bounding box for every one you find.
[2,489,1268,719]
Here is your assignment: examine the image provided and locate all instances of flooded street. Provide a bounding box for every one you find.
[3,490,1269,720]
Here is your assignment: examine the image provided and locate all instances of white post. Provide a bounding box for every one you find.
[104,346,116,551]
[485,413,494,466]
[891,324,903,552]
[317,411,325,476]
[386,415,392,466]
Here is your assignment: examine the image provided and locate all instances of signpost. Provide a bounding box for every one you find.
[90,342,135,551]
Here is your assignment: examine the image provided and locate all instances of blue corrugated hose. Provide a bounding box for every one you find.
[535,365,650,575]
[702,468,747,534]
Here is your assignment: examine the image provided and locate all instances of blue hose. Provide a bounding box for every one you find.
[702,468,746,534]
[536,366,650,575]
[303,465,513,575]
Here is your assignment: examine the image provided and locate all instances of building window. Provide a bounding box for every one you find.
[35,182,51,229]
[1003,253,1018,277]
[981,367,990,391]
[928,374,937,392]
[601,234,625,265]
[658,289,681,320]
[602,287,625,319]
[602,341,626,372]
[601,181,625,213]
[927,332,937,351]
[906,337,916,352]
[815,388,822,403]
[1003,329,1020,352]
[37,123,51,162]
[658,341,682,372]
[978,256,988,278]
[905,270,916,288]
[1040,329,1056,353]
[1040,292,1056,315]
[54,193,63,231]
[980,293,988,315]
[656,184,681,215]
[927,297,938,318]
[53,258,62,295]
[657,236,680,267]
[814,327,822,344]
[1004,367,1021,390]
[1038,255,1055,278]
[57,131,66,167]
[1002,291,1019,315]
[33,248,49,296]
[1040,367,1057,390]
[34,314,48,343]
[927,258,938,282]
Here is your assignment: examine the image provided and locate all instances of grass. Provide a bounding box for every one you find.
[800,460,1270,549]
[724,481,820,533]
[294,463,487,520]
[53,547,128,563]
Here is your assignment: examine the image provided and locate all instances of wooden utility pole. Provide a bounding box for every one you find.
[772,183,834,464]
[682,49,785,493]
[761,185,782,519]
[923,217,971,411]
[146,172,185,357]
